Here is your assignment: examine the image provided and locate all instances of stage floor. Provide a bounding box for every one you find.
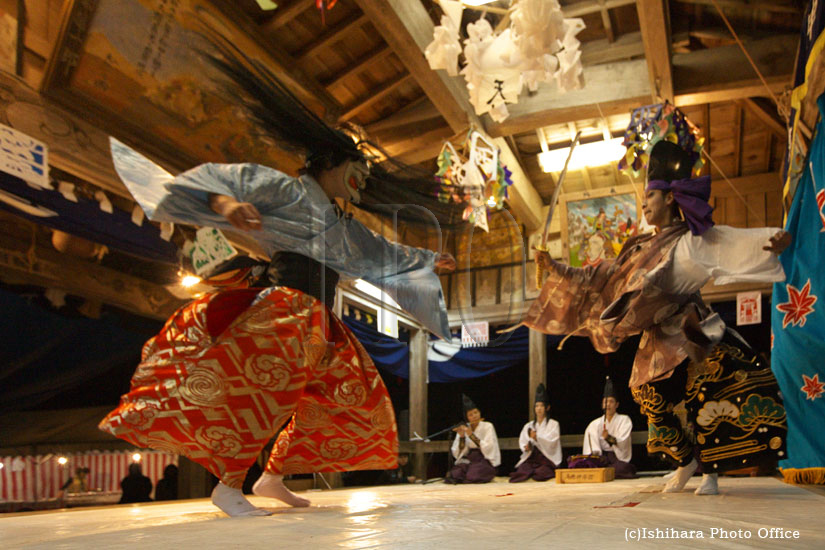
[1,476,823,549]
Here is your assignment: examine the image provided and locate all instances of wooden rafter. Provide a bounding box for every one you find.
[637,0,674,102]
[562,0,637,17]
[580,31,645,66]
[675,0,802,15]
[352,0,469,133]
[597,0,615,43]
[339,73,415,121]
[0,239,184,321]
[323,45,393,89]
[739,98,787,138]
[366,96,441,133]
[260,0,314,31]
[487,34,794,137]
[296,12,370,63]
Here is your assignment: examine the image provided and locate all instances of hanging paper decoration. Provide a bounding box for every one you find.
[425,0,585,123]
[434,131,513,232]
[618,103,705,178]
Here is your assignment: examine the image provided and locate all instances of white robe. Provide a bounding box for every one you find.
[582,413,633,463]
[451,421,501,467]
[515,418,561,467]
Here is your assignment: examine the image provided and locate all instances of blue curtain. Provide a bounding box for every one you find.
[342,317,532,382]
[771,92,825,475]
[0,171,177,262]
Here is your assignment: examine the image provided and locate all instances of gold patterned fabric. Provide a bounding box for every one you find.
[100,287,397,489]
[632,339,787,472]
[523,223,716,387]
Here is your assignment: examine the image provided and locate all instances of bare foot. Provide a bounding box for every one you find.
[211,482,271,517]
[252,473,311,507]
[662,458,698,493]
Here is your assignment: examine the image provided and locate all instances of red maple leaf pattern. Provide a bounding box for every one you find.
[801,373,825,401]
[776,280,817,329]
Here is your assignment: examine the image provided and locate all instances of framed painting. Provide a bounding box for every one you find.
[40,0,335,172]
[559,185,642,267]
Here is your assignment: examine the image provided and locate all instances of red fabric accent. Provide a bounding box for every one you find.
[204,288,260,338]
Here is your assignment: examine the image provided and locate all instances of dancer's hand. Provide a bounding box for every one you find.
[209,194,262,231]
[434,253,456,273]
[763,230,791,254]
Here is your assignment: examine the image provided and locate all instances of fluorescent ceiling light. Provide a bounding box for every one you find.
[538,137,625,173]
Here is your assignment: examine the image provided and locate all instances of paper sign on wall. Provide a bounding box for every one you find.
[736,291,762,326]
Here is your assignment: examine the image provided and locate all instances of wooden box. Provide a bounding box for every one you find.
[556,467,615,484]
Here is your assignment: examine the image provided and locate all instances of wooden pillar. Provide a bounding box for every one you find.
[528,329,547,417]
[409,327,429,480]
[177,456,213,499]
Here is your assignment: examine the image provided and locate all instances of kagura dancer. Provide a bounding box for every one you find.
[100,43,456,516]
[529,138,789,495]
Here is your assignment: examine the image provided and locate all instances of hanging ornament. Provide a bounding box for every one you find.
[426,0,585,122]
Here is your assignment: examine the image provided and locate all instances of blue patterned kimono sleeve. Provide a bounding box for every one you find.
[110,138,451,340]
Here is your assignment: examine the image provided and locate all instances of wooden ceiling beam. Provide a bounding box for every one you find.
[210,0,341,116]
[675,0,801,15]
[323,44,393,89]
[366,96,441,134]
[562,0,637,18]
[739,98,787,138]
[352,0,471,133]
[598,0,615,43]
[0,238,184,321]
[353,0,544,230]
[296,12,370,63]
[339,73,415,121]
[486,58,652,137]
[487,34,794,137]
[0,71,130,199]
[383,126,458,165]
[580,31,645,66]
[261,0,314,32]
[636,0,674,102]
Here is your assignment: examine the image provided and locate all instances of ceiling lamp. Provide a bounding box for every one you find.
[538,137,625,173]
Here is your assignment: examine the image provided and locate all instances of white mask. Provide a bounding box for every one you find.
[343,161,369,203]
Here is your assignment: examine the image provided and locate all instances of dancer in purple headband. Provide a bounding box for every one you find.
[527,139,789,496]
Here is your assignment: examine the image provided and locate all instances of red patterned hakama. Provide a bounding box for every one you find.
[100,287,397,489]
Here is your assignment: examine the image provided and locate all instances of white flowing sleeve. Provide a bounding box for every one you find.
[582,419,599,455]
[476,422,502,467]
[451,433,467,461]
[110,138,450,339]
[611,415,633,463]
[518,422,533,452]
[536,419,562,466]
[514,423,533,468]
[662,225,786,294]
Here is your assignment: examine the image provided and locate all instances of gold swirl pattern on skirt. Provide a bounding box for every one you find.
[141,436,187,456]
[370,398,395,432]
[334,379,367,406]
[180,367,228,407]
[243,355,291,391]
[320,438,358,460]
[304,330,328,367]
[297,400,332,429]
[120,401,160,429]
[194,426,243,457]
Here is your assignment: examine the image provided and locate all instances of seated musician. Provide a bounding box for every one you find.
[510,383,562,482]
[445,394,500,483]
[579,377,637,479]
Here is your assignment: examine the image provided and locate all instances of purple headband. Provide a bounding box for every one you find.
[647,175,714,235]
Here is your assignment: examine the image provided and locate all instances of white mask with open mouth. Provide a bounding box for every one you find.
[343,161,369,203]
